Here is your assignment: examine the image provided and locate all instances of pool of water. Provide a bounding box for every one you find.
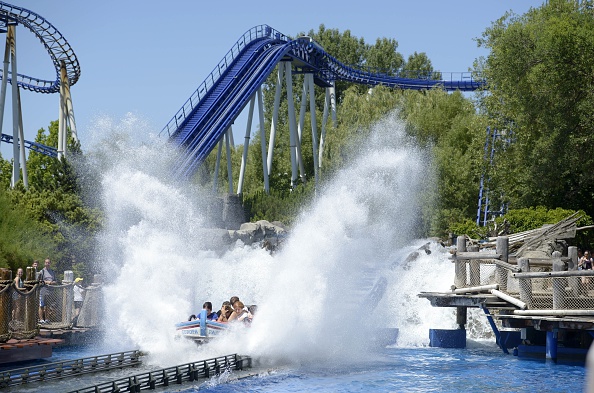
[194,345,585,393]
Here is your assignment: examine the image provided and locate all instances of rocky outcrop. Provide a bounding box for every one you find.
[229,220,287,250]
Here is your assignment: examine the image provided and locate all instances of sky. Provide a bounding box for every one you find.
[3,0,546,159]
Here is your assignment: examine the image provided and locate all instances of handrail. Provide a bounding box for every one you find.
[0,350,142,387]
[160,25,289,138]
[67,354,252,393]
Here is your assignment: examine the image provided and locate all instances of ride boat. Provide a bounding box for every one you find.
[175,309,229,342]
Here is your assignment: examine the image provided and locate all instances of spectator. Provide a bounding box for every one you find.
[73,277,85,322]
[38,258,57,324]
[13,268,24,289]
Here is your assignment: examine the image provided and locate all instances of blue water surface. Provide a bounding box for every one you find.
[186,346,585,393]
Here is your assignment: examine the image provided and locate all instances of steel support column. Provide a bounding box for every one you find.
[257,88,269,193]
[267,64,284,176]
[285,62,299,187]
[225,128,233,194]
[9,25,25,187]
[237,94,256,195]
[213,139,223,192]
[307,74,319,187]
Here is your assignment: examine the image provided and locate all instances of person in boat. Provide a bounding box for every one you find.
[216,301,231,318]
[188,302,218,321]
[245,304,257,324]
[228,300,249,322]
[217,303,233,322]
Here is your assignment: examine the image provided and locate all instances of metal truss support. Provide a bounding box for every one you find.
[307,74,319,187]
[257,88,269,193]
[237,94,256,195]
[318,83,336,169]
[297,73,320,188]
[285,62,299,187]
[213,138,223,193]
[0,26,28,188]
[267,64,284,176]
[58,60,78,160]
[225,127,233,194]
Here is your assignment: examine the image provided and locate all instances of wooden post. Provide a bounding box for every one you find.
[454,236,467,288]
[495,237,509,291]
[568,246,580,297]
[25,266,36,281]
[0,269,11,341]
[468,245,480,286]
[24,285,39,334]
[518,258,532,308]
[552,251,565,309]
[456,306,467,329]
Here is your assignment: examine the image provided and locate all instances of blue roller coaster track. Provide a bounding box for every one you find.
[162,25,484,178]
[0,133,57,157]
[0,1,80,93]
[0,2,79,159]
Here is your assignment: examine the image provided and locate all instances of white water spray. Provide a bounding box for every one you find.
[92,112,462,367]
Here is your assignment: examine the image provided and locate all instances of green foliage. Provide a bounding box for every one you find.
[496,207,592,233]
[0,187,55,270]
[0,121,102,278]
[477,1,594,217]
[243,184,315,226]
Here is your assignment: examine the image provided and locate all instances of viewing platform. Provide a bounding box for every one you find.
[420,214,594,363]
[0,269,102,365]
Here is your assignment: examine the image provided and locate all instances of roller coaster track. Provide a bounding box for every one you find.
[162,25,484,178]
[0,1,80,93]
[0,133,57,157]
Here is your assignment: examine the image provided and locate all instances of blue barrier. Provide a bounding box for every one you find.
[429,329,466,349]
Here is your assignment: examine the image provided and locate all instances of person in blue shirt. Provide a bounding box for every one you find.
[188,301,218,321]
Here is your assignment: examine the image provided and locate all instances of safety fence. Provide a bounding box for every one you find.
[0,350,141,388]
[452,236,594,313]
[0,272,102,342]
[67,354,252,393]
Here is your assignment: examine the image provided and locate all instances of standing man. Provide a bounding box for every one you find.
[38,258,57,324]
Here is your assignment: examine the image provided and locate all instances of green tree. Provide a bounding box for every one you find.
[477,0,594,217]
[401,52,441,80]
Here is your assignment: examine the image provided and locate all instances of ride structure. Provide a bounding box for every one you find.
[161,25,484,194]
[0,1,80,187]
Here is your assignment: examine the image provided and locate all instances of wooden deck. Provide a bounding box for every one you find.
[0,337,64,364]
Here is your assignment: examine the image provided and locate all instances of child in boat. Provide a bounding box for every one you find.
[217,304,233,322]
[228,301,249,322]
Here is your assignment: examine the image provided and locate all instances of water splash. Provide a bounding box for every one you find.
[91,112,462,367]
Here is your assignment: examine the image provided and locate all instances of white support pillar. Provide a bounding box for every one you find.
[308,74,319,187]
[267,64,284,176]
[237,94,256,195]
[257,88,269,193]
[285,62,298,187]
[318,87,330,169]
[60,61,78,144]
[225,128,233,194]
[297,77,308,143]
[58,64,65,159]
[9,25,21,187]
[0,27,10,138]
[213,139,223,193]
[228,125,234,147]
[16,88,27,188]
[329,83,337,127]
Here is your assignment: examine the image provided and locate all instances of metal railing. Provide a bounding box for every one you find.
[67,354,252,393]
[1,279,102,342]
[160,25,289,138]
[0,350,142,388]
